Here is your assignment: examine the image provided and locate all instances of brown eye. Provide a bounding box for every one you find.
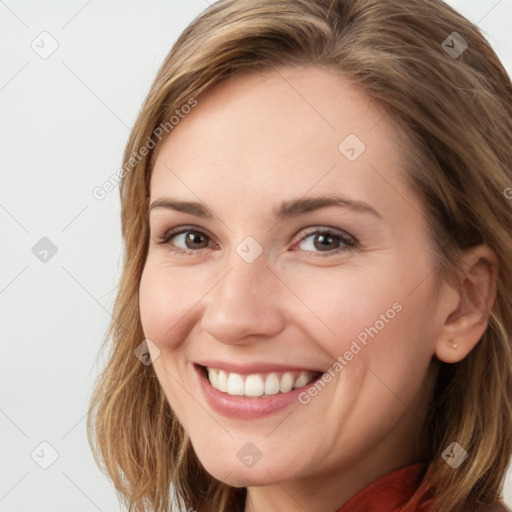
[312,233,339,251]
[157,227,213,255]
[182,230,209,250]
[296,228,357,256]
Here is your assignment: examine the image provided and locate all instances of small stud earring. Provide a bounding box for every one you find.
[449,339,458,349]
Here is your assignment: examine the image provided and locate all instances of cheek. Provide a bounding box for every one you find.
[287,261,435,369]
[284,267,398,346]
[139,262,202,420]
[138,262,195,346]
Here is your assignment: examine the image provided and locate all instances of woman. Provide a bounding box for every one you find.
[87,0,512,511]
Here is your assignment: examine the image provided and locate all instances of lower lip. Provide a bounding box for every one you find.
[195,364,320,419]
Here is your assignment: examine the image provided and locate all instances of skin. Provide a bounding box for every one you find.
[138,65,498,512]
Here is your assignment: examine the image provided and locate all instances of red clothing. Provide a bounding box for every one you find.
[336,462,430,512]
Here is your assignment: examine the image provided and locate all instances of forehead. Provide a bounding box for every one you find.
[150,65,412,219]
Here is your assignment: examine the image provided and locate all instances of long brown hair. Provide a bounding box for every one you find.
[87,1,512,510]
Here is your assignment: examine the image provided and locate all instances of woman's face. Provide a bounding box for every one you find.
[139,66,444,489]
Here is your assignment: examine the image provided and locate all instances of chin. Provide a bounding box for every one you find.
[209,466,282,488]
[196,450,293,487]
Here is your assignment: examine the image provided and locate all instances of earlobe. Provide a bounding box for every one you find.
[434,244,498,364]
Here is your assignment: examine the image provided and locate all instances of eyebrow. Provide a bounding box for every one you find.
[149,193,382,221]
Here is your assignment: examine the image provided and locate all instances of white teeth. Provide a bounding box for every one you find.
[226,373,245,396]
[280,372,294,393]
[264,372,280,395]
[244,374,265,397]
[217,370,227,392]
[205,367,318,398]
[293,372,309,389]
[207,368,218,388]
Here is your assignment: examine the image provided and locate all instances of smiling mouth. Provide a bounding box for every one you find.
[199,365,322,398]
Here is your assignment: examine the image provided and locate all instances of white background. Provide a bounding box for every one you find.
[1,1,511,510]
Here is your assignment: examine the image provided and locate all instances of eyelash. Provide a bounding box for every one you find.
[155,225,358,258]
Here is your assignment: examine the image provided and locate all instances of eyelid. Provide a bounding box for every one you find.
[294,225,356,244]
[156,224,218,248]
[155,224,358,257]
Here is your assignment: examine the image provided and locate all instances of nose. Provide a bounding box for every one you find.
[200,252,286,345]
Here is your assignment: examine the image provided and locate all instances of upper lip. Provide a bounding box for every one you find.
[194,360,324,375]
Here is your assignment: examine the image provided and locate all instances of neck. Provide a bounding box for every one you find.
[244,437,424,512]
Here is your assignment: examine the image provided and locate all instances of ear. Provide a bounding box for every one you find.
[435,244,498,364]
